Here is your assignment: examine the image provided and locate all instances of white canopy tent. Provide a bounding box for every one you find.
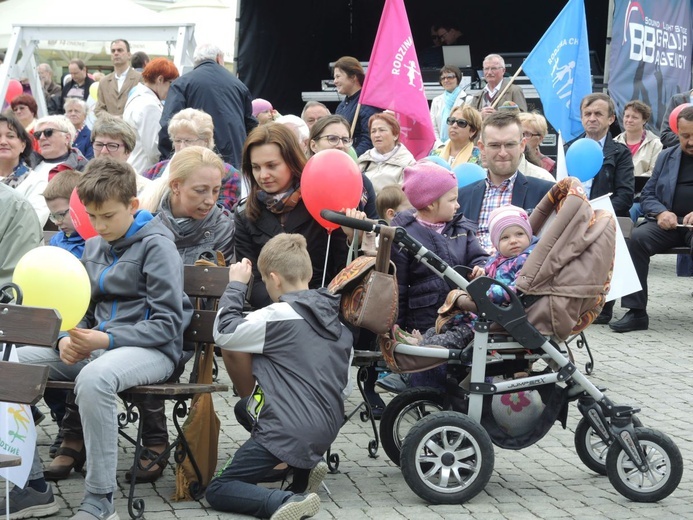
[0,23,196,117]
[157,0,239,66]
[0,0,169,55]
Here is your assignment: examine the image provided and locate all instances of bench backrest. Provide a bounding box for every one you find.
[0,304,61,405]
[182,265,229,383]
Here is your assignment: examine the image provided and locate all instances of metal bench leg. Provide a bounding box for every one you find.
[170,397,205,499]
[355,365,379,459]
[566,331,594,374]
[117,401,146,520]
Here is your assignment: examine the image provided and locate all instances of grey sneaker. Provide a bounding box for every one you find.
[270,493,320,520]
[375,373,410,394]
[306,461,328,494]
[0,485,59,519]
[69,494,119,520]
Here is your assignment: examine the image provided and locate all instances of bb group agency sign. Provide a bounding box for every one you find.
[609,0,692,131]
[628,12,688,68]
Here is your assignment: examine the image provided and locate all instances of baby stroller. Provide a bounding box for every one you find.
[322,178,682,505]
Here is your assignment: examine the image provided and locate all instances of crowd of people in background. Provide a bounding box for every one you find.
[1,38,693,520]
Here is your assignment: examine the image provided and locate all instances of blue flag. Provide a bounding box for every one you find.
[523,0,592,141]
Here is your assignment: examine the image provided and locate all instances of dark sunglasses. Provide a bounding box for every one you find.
[35,128,68,139]
[446,117,470,128]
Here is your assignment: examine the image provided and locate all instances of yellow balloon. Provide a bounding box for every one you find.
[12,247,91,331]
[89,82,99,102]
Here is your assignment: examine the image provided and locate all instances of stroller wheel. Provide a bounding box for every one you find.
[574,415,643,476]
[606,427,682,502]
[380,387,447,466]
[400,411,494,504]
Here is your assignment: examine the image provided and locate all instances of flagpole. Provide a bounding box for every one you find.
[491,65,524,109]
[350,104,362,138]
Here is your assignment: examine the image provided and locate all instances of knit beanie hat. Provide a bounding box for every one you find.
[402,161,458,210]
[252,98,273,117]
[488,205,532,251]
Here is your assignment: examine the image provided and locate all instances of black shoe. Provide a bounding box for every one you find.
[593,301,614,325]
[32,406,46,425]
[49,430,64,459]
[609,310,649,333]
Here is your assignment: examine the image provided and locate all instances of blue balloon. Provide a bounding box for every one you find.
[453,162,486,188]
[565,138,603,182]
[422,155,452,170]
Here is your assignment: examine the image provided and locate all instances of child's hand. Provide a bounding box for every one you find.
[229,258,253,284]
[469,266,485,279]
[340,207,367,242]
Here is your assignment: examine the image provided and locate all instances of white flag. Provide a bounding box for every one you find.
[0,347,37,488]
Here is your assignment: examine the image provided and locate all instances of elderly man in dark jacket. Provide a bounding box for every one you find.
[565,93,634,325]
[158,43,257,169]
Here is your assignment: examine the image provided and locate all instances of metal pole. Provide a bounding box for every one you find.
[601,0,615,93]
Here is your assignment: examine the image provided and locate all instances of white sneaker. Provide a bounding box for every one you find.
[270,493,320,520]
[306,461,328,494]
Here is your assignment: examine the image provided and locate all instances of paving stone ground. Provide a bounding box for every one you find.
[3,255,692,519]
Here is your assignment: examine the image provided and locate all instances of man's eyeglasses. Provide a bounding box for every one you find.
[440,74,457,81]
[48,209,70,224]
[93,141,122,152]
[35,129,68,139]
[446,117,470,128]
[483,66,503,72]
[173,138,204,146]
[317,135,353,146]
[522,132,541,139]
[485,142,520,151]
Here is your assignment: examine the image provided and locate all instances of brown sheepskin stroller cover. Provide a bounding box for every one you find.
[516,177,616,341]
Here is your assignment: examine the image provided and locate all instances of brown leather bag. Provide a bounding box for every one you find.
[328,226,398,334]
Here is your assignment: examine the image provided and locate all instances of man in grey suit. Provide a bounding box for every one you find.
[94,40,142,117]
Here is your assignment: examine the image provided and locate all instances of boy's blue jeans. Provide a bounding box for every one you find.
[205,438,295,518]
[18,345,174,495]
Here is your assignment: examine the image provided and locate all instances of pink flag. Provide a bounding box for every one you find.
[360,0,435,159]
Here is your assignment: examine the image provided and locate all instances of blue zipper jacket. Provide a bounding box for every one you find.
[68,210,193,365]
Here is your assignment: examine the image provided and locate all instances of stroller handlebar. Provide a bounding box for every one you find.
[321,210,384,233]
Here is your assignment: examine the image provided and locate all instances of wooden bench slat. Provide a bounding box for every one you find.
[0,454,22,468]
[184,265,230,298]
[121,383,229,396]
[0,304,62,347]
[0,362,49,405]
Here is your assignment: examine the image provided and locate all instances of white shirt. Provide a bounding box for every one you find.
[114,67,131,93]
[124,83,163,174]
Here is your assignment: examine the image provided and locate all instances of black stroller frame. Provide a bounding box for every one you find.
[322,209,682,505]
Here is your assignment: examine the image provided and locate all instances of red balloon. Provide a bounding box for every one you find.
[4,79,23,103]
[5,79,24,103]
[669,103,692,135]
[301,150,364,232]
[69,188,98,239]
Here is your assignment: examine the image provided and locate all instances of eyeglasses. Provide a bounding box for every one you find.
[48,209,70,224]
[483,66,503,72]
[93,141,122,152]
[173,138,204,146]
[440,74,457,81]
[446,117,470,128]
[317,135,353,146]
[522,132,541,139]
[34,128,68,139]
[485,142,520,151]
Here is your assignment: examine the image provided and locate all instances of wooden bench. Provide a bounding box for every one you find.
[44,264,230,519]
[0,303,61,468]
